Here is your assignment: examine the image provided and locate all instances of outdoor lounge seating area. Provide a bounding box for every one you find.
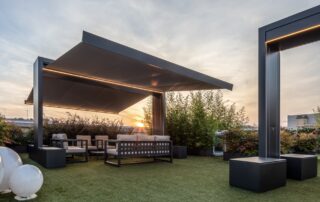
[37,133,173,167]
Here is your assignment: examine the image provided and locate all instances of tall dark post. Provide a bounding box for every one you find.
[259,31,281,158]
[265,47,280,158]
[152,93,166,135]
[33,57,44,148]
[258,28,267,157]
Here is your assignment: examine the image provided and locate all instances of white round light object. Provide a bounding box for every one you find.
[0,155,4,185]
[9,164,43,201]
[0,146,22,193]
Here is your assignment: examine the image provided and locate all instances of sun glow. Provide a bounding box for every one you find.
[135,122,145,128]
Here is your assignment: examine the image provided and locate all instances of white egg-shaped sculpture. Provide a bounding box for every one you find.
[0,146,22,193]
[9,164,43,201]
[0,155,4,185]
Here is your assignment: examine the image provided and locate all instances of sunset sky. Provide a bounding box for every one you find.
[0,0,320,126]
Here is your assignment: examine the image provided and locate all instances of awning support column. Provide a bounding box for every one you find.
[152,93,166,135]
[33,57,53,148]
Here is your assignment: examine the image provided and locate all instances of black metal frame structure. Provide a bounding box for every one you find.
[259,5,320,158]
[26,31,232,167]
[230,5,320,192]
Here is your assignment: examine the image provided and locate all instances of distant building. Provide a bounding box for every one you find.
[5,118,33,133]
[287,113,319,130]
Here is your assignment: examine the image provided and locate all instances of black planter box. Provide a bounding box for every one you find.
[229,157,287,192]
[223,152,252,161]
[173,146,187,159]
[7,145,27,153]
[187,148,213,156]
[281,154,318,180]
[29,145,66,168]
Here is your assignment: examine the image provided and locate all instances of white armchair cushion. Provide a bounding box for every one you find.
[76,135,92,147]
[52,133,68,149]
[66,146,86,154]
[95,135,109,149]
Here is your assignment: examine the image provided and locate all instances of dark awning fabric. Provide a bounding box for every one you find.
[25,31,233,113]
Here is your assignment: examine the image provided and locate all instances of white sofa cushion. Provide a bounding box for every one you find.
[117,134,137,141]
[137,134,154,141]
[107,148,118,156]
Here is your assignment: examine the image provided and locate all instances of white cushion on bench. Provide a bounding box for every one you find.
[154,135,170,141]
[66,146,86,154]
[117,134,137,141]
[107,149,118,155]
[137,134,154,141]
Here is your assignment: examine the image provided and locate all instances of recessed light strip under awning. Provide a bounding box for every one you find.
[265,24,320,44]
[43,67,163,94]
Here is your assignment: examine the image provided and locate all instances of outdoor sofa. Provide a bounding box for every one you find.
[104,134,173,167]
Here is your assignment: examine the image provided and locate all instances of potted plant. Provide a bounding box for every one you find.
[169,129,188,159]
[6,124,31,153]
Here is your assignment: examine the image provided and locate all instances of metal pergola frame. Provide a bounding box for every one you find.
[229,5,320,192]
[259,5,320,158]
[28,31,233,149]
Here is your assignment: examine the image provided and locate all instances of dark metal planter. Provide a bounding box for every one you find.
[173,146,187,159]
[229,157,287,192]
[223,152,253,161]
[187,148,213,156]
[28,145,66,168]
[7,145,28,153]
[281,154,318,180]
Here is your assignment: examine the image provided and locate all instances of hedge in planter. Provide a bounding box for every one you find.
[166,93,189,158]
[294,133,318,154]
[224,129,258,160]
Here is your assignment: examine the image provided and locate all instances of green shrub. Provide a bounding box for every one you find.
[166,93,190,146]
[225,129,258,155]
[6,124,29,145]
[144,91,248,150]
[0,114,10,146]
[28,113,126,145]
[295,133,317,153]
[280,131,296,154]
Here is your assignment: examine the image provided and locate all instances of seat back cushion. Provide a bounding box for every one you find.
[116,134,137,151]
[137,134,154,141]
[95,135,109,148]
[117,134,137,141]
[154,135,170,141]
[52,133,68,149]
[76,135,92,147]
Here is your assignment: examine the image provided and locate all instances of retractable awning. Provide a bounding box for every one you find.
[25,31,232,113]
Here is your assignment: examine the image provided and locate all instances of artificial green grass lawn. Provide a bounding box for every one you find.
[1,155,319,202]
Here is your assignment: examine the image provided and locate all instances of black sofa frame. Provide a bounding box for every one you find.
[104,140,173,167]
